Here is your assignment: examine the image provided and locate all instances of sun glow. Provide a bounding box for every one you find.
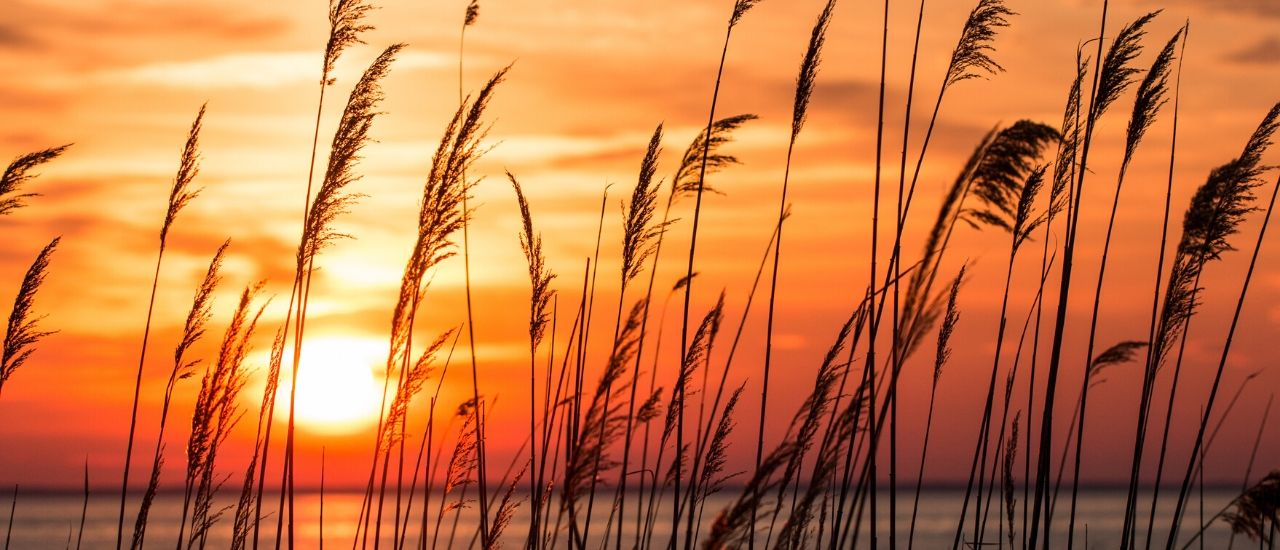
[273,338,386,435]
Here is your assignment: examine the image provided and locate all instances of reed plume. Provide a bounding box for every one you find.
[1092,11,1160,121]
[464,0,479,27]
[677,0,760,535]
[511,174,555,348]
[432,403,480,550]
[622,114,751,548]
[703,443,796,550]
[1003,413,1019,549]
[566,300,646,511]
[0,237,59,398]
[0,145,70,217]
[322,0,375,82]
[729,0,763,28]
[699,385,745,508]
[297,45,403,268]
[509,172,554,548]
[670,115,756,201]
[1123,31,1181,169]
[384,332,453,449]
[131,241,227,550]
[790,0,835,142]
[485,463,527,549]
[1089,341,1147,385]
[1050,53,1088,218]
[962,121,1060,236]
[1039,9,1162,545]
[1223,471,1280,545]
[161,105,206,243]
[622,126,665,285]
[1070,43,1180,528]
[766,315,853,547]
[944,0,1013,89]
[644,294,724,545]
[950,121,1057,548]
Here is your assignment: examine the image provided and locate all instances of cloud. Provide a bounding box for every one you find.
[0,24,36,48]
[1128,0,1280,18]
[94,51,453,89]
[1228,35,1280,64]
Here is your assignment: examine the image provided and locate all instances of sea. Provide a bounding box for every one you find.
[1,488,1249,548]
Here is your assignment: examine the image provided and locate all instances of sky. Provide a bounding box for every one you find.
[0,0,1278,491]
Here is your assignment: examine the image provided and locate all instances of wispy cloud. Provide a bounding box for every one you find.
[1229,35,1280,64]
[96,50,454,89]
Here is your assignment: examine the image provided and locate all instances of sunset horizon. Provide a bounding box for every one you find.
[2,0,1278,547]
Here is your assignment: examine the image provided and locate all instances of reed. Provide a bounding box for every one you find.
[113,105,205,550]
[1222,472,1280,546]
[509,172,555,549]
[275,43,403,549]
[0,237,59,399]
[906,267,964,550]
[1165,125,1280,548]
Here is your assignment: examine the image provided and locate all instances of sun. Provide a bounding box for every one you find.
[273,337,386,435]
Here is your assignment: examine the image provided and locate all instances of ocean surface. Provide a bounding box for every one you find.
[2,488,1247,548]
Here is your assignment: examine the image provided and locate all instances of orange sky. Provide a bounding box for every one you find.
[1,0,1278,490]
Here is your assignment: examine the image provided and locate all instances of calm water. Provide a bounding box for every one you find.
[2,488,1244,548]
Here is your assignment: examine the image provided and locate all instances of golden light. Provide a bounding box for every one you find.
[271,337,387,436]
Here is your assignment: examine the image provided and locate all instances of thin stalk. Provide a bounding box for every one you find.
[864,0,890,544]
[890,0,928,540]
[1032,3,1109,546]
[78,462,88,550]
[5,486,15,550]
[117,250,165,550]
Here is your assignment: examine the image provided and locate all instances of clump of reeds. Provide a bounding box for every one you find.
[229,328,285,550]
[0,145,70,217]
[178,283,268,549]
[0,237,59,398]
[131,241,227,550]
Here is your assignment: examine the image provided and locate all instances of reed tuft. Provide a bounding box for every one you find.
[300,44,404,267]
[945,0,1014,89]
[0,145,70,217]
[1092,11,1160,121]
[323,0,376,83]
[671,114,755,200]
[0,237,60,397]
[161,105,206,243]
[791,0,836,142]
[1223,471,1280,544]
